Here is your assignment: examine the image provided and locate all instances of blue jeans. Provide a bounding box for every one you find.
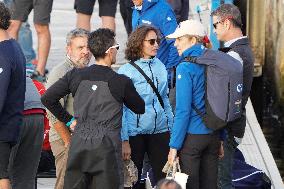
[218,132,238,189]
[4,0,36,72]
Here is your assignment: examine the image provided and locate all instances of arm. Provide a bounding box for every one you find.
[169,64,192,150]
[123,79,145,114]
[0,58,11,114]
[161,9,179,68]
[46,69,71,145]
[41,71,74,124]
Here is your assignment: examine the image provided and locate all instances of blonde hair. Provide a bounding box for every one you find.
[185,35,212,49]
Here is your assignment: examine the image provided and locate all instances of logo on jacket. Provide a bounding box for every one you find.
[142,20,152,25]
[0,68,3,74]
[92,85,97,91]
[167,17,172,21]
[177,74,182,79]
[237,84,243,93]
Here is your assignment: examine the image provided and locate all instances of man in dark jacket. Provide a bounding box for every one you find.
[0,3,26,189]
[41,28,145,189]
[211,4,254,189]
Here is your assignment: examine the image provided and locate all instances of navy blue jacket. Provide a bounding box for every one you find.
[0,39,26,143]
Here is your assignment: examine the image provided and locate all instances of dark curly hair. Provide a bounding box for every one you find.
[88,28,115,60]
[0,2,11,30]
[125,25,160,61]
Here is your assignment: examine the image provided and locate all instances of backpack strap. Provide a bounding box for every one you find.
[183,57,207,118]
[129,61,164,109]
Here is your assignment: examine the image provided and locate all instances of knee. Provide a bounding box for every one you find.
[34,24,50,35]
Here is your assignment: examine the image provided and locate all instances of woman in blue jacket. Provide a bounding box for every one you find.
[118,25,174,188]
[166,20,223,189]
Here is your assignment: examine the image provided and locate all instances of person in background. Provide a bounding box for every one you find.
[41,28,145,189]
[118,25,174,188]
[9,77,45,189]
[46,28,90,189]
[0,3,26,189]
[8,0,53,82]
[211,4,254,189]
[156,179,182,189]
[167,20,223,189]
[120,0,134,36]
[74,0,118,31]
[167,0,189,23]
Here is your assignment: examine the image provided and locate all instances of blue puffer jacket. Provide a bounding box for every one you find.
[132,0,179,70]
[118,57,174,141]
[169,44,214,150]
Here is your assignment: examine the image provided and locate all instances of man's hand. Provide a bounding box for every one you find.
[70,119,77,131]
[53,121,71,148]
[218,141,224,159]
[122,141,131,160]
[168,148,178,165]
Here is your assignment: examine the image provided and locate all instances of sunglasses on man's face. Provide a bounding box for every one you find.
[213,16,234,29]
[144,38,160,46]
[105,44,120,53]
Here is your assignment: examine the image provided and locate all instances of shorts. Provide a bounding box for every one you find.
[74,0,118,17]
[0,142,12,179]
[11,0,53,24]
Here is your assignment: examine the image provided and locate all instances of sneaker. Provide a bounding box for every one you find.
[31,70,46,83]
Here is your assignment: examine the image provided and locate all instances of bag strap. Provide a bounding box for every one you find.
[130,61,164,109]
[183,57,206,117]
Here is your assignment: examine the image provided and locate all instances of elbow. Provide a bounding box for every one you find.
[136,99,145,114]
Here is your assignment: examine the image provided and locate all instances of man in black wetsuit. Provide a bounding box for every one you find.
[41,28,145,189]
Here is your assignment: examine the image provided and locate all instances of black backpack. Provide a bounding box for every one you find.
[184,49,243,130]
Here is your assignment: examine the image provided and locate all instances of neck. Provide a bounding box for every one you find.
[224,28,243,42]
[0,30,10,42]
[95,59,112,67]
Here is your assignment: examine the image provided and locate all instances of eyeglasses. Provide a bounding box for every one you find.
[144,38,160,46]
[105,44,120,53]
[213,16,234,29]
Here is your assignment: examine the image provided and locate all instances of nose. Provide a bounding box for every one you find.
[82,47,89,55]
[174,40,178,47]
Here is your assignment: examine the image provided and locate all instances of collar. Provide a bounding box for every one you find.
[224,36,247,47]
[134,5,143,10]
[181,44,205,59]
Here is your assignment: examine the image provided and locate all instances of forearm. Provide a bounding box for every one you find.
[53,121,71,145]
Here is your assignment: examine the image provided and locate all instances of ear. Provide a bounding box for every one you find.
[191,37,197,45]
[66,45,71,56]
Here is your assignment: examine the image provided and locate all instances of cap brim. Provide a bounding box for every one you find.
[166,30,184,39]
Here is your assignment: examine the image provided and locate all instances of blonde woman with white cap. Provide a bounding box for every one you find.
[166,19,224,189]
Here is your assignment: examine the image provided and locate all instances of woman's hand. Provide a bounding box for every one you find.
[122,141,131,160]
[218,141,224,159]
[168,148,178,165]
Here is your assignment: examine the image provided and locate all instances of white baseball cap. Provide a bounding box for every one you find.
[166,19,207,39]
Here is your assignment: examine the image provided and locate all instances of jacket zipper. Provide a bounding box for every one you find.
[225,82,231,122]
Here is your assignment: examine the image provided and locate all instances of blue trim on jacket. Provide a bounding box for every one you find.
[169,44,214,150]
[118,57,174,141]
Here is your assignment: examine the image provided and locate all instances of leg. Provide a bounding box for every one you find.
[98,0,118,31]
[199,135,219,189]
[50,139,69,189]
[34,24,51,76]
[179,134,203,189]
[7,20,22,40]
[9,114,44,189]
[129,135,147,189]
[218,132,238,189]
[74,0,95,31]
[147,132,170,185]
[119,0,133,36]
[0,142,12,189]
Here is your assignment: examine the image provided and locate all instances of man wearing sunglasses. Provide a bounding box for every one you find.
[41,28,145,189]
[211,4,254,189]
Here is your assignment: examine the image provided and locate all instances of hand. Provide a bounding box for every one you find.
[63,138,70,148]
[218,141,224,159]
[168,148,178,165]
[122,141,131,160]
[70,119,77,131]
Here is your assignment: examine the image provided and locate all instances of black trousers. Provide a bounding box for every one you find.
[119,0,133,36]
[179,133,220,189]
[129,132,170,188]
